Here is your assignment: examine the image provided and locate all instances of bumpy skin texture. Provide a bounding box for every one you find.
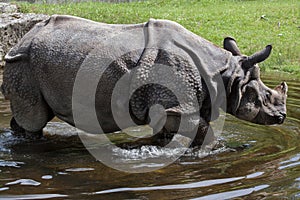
[1,15,287,145]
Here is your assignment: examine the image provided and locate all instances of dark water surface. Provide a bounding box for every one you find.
[0,72,299,199]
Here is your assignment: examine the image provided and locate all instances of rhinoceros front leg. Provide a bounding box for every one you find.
[9,93,54,139]
[162,114,214,147]
[191,120,215,147]
[117,111,212,149]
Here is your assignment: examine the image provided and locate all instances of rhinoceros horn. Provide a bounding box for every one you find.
[247,45,272,66]
[223,37,242,56]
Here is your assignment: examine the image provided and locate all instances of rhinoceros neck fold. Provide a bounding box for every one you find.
[125,19,234,124]
[221,56,247,115]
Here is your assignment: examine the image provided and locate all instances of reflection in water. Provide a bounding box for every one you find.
[0,160,24,168]
[41,175,53,180]
[0,188,9,192]
[0,72,299,199]
[278,154,300,170]
[6,179,41,186]
[93,177,245,194]
[191,185,270,200]
[65,167,94,172]
[91,171,264,195]
[0,194,68,200]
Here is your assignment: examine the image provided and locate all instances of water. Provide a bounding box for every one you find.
[0,71,299,199]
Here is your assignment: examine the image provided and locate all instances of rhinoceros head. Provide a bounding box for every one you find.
[224,37,287,125]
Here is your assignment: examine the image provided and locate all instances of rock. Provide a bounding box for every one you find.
[0,3,18,14]
[0,3,49,68]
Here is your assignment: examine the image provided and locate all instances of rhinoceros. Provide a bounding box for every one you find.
[1,15,287,146]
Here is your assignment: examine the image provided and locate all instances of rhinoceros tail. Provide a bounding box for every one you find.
[4,53,29,63]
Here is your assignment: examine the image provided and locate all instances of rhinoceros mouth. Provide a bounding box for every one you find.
[252,112,286,125]
[276,113,286,124]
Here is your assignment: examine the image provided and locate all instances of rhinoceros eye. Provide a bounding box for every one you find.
[262,92,270,106]
[266,92,270,101]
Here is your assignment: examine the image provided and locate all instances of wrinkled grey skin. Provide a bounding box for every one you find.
[0,15,287,146]
[223,38,287,125]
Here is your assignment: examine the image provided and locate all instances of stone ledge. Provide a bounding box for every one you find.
[0,3,49,68]
[0,3,18,14]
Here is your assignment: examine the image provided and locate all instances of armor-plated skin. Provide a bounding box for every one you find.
[1,15,287,145]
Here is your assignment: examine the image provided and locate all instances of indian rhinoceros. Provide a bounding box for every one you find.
[0,15,287,146]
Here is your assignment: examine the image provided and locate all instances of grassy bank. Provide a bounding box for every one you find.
[18,0,299,75]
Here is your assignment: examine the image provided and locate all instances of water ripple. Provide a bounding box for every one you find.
[91,176,245,194]
[279,154,300,170]
[0,194,68,200]
[65,167,94,172]
[5,179,41,186]
[90,172,264,195]
[191,185,270,200]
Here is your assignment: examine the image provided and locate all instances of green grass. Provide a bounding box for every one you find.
[18,0,299,75]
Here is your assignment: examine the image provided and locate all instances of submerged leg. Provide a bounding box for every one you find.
[10,117,44,139]
[10,117,25,134]
[191,121,215,147]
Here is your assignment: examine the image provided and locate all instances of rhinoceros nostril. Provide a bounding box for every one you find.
[277,114,285,124]
[279,112,286,119]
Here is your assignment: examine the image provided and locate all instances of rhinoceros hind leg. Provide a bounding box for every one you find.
[10,117,43,139]
[10,117,25,134]
[4,59,54,139]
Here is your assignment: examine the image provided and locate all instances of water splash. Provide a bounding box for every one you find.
[112,145,186,160]
[0,129,20,152]
[111,141,228,161]
[0,160,24,168]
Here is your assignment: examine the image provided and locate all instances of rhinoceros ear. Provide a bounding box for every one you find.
[247,45,272,66]
[223,37,242,56]
[275,81,288,95]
